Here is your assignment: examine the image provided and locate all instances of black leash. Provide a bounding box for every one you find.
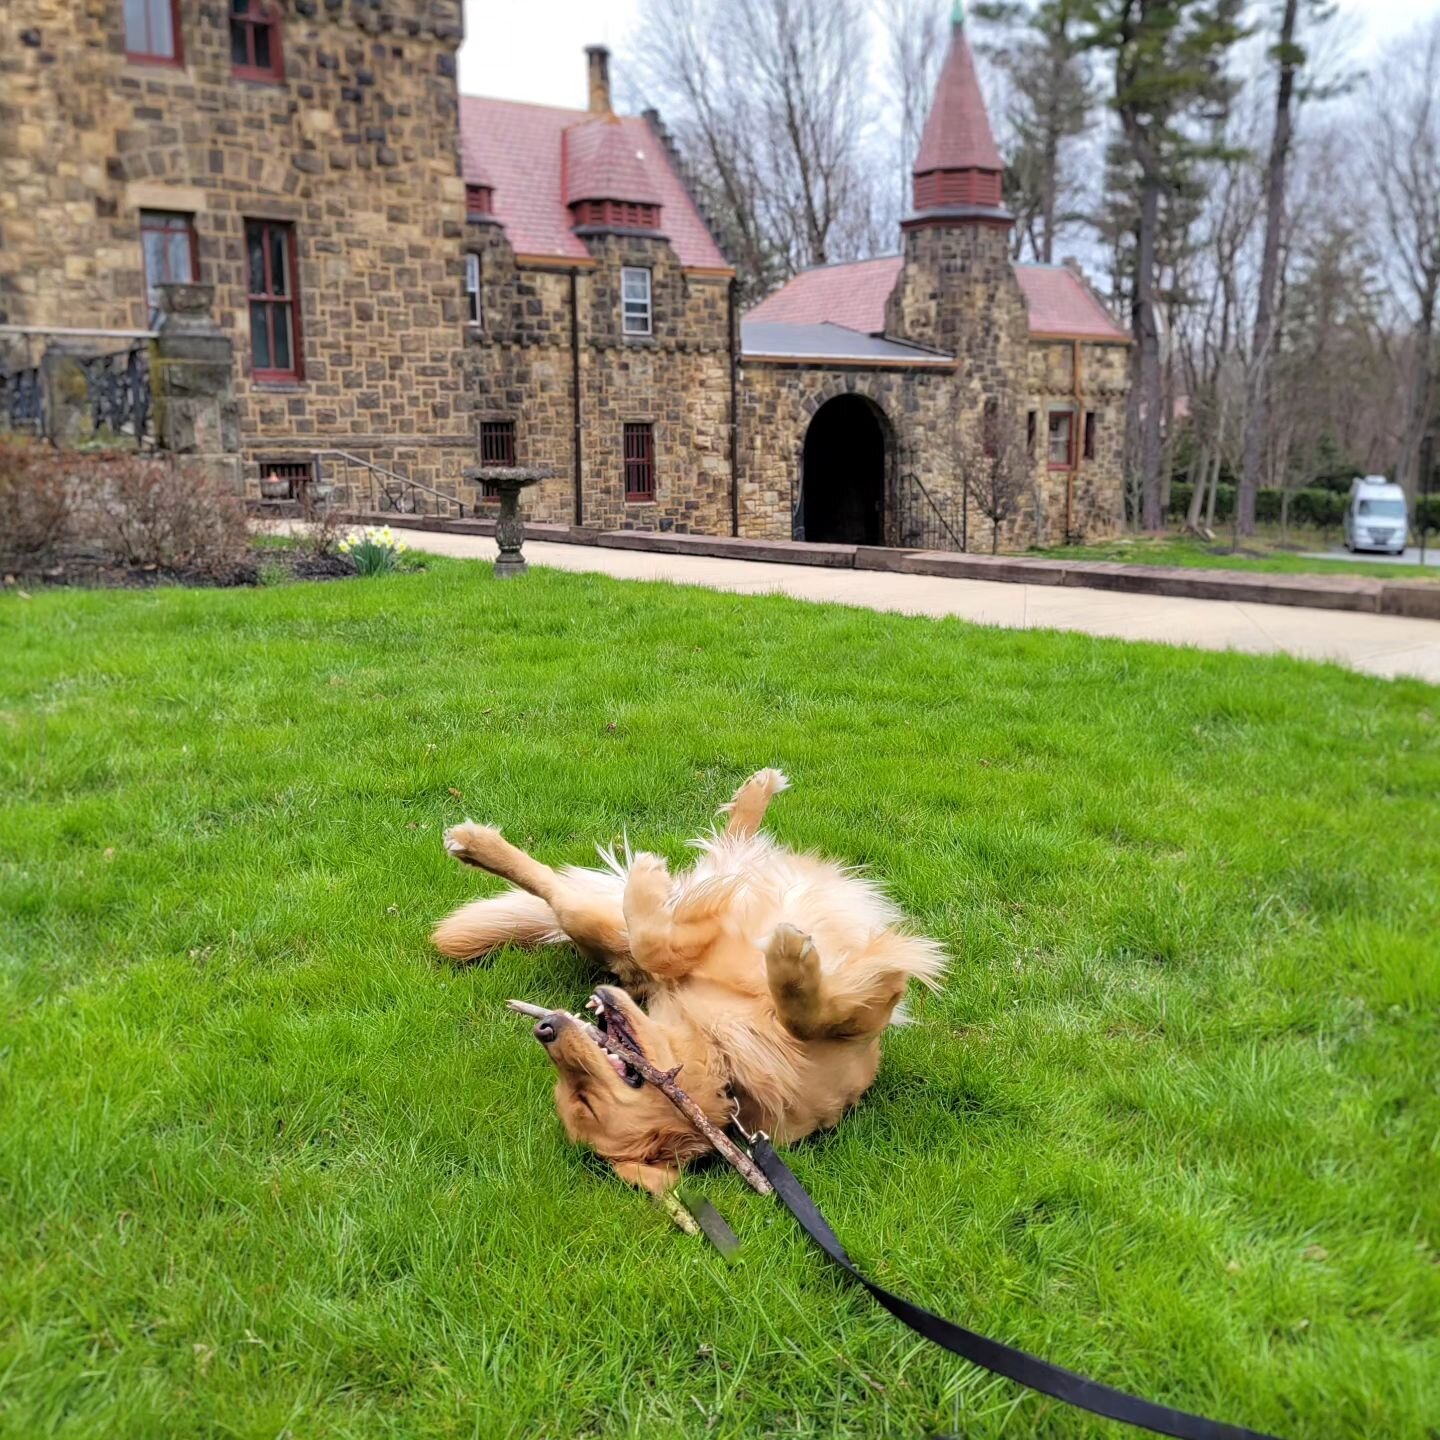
[747,1133,1282,1440]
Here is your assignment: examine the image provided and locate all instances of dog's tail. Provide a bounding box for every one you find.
[431,889,565,961]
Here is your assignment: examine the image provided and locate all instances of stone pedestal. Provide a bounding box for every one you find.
[463,465,556,577]
[150,282,242,493]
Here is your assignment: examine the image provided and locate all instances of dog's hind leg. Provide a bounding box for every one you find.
[442,823,627,960]
[431,889,562,961]
[764,925,906,1041]
[719,768,789,839]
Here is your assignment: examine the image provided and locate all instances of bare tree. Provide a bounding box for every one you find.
[630,0,875,301]
[879,0,946,221]
[1369,19,1440,503]
[961,398,1031,552]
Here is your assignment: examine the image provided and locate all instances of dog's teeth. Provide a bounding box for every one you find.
[585,996,600,1012]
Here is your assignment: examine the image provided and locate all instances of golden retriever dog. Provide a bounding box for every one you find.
[433,770,945,1193]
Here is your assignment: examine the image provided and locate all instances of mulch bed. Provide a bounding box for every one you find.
[3,544,356,591]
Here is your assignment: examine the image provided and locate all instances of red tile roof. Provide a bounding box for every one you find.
[564,116,662,206]
[745,256,904,334]
[459,96,729,269]
[1013,265,1130,341]
[745,256,1129,343]
[914,22,1003,175]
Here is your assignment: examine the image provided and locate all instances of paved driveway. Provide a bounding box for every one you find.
[391,528,1440,684]
[1304,545,1440,569]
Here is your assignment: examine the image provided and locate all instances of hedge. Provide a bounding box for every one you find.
[1166,482,1440,533]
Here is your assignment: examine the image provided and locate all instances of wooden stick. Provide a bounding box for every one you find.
[505,999,551,1019]
[602,1030,773,1196]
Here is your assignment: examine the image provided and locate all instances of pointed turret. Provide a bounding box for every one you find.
[906,6,1009,226]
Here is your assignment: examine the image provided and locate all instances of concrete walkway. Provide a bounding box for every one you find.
[398,527,1440,684]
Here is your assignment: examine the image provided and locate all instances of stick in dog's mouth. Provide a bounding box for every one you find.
[506,994,646,1088]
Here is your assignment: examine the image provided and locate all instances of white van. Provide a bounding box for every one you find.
[1343,476,1409,555]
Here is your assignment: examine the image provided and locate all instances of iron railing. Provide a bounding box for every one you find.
[0,329,155,447]
[302,449,469,519]
[3,366,43,431]
[895,471,967,552]
[80,346,151,444]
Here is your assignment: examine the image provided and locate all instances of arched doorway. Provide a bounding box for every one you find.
[797,394,888,545]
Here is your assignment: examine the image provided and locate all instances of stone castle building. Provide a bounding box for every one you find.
[1,2,1128,550]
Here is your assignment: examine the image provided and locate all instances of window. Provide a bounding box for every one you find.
[465,252,482,327]
[230,0,283,83]
[466,185,494,219]
[259,461,314,498]
[621,266,652,336]
[1048,411,1074,468]
[140,211,197,320]
[246,219,302,382]
[478,420,514,499]
[1083,411,1097,461]
[124,0,182,65]
[624,422,655,502]
[1026,411,1037,458]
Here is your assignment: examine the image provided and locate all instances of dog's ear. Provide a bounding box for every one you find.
[612,1159,680,1194]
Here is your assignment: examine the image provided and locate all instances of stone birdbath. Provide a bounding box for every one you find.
[461,464,556,578]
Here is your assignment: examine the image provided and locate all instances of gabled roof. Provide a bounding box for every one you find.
[458,96,729,269]
[1014,264,1130,341]
[744,255,1130,343]
[913,19,1003,175]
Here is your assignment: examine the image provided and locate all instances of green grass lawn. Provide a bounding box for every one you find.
[1028,533,1440,583]
[2,558,1437,1440]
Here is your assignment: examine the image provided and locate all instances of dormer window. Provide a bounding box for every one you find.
[230,0,283,84]
[621,266,652,337]
[466,185,494,220]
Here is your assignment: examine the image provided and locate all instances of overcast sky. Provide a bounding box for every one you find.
[459,0,1440,108]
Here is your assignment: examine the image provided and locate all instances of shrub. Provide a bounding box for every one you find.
[0,436,74,561]
[72,453,250,573]
[337,524,410,576]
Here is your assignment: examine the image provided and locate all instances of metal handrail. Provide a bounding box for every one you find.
[901,470,966,551]
[308,448,466,518]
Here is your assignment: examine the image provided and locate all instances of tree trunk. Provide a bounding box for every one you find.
[1238,0,1300,536]
[1185,441,1211,532]
[1134,168,1164,531]
[1399,289,1436,501]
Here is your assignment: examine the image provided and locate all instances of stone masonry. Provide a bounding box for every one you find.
[0,0,471,497]
[466,214,733,532]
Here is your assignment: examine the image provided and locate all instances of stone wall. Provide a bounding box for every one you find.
[1,0,471,497]
[466,224,734,533]
[736,363,957,542]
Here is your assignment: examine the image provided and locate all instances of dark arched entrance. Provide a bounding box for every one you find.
[797,395,887,545]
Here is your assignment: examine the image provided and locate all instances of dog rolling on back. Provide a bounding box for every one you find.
[434,770,945,1192]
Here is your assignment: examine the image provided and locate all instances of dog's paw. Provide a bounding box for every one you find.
[765,923,817,983]
[741,768,790,799]
[443,821,504,868]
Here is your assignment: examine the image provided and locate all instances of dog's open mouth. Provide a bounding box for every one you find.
[586,991,646,1087]
[507,994,645,1088]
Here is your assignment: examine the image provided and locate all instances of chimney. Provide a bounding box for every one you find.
[585,45,611,115]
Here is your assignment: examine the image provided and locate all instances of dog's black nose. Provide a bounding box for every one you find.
[533,1019,557,1044]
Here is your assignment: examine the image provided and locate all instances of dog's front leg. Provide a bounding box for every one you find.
[719,768,789,839]
[622,855,727,980]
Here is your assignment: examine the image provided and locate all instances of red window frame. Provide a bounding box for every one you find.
[1048,411,1075,470]
[466,185,495,219]
[230,0,284,83]
[623,422,655,502]
[125,0,183,67]
[478,421,515,499]
[245,219,303,383]
[139,211,199,312]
